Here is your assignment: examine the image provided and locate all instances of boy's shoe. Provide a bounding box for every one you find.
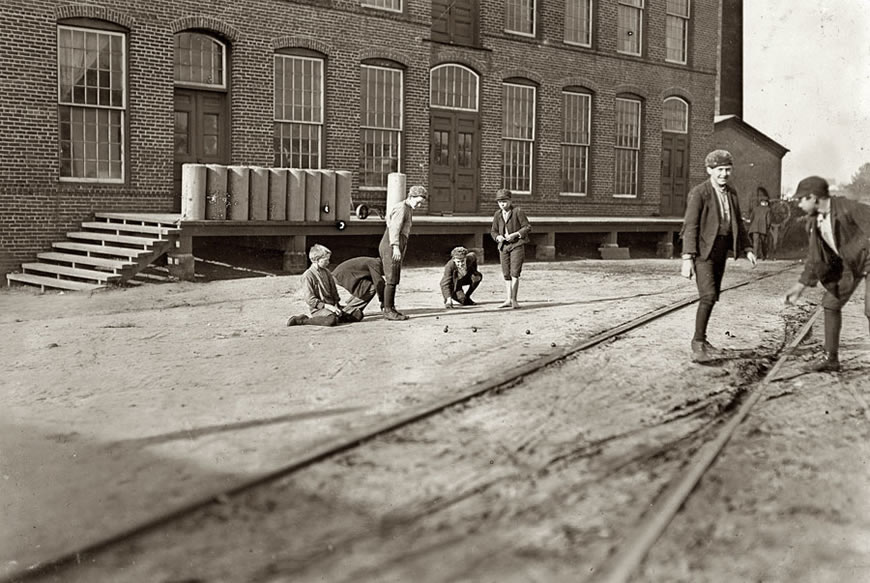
[287,315,308,326]
[805,352,840,373]
[463,297,477,306]
[383,308,409,321]
[346,309,364,322]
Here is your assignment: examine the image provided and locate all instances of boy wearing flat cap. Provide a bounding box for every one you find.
[379,185,427,321]
[681,149,756,362]
[440,246,483,308]
[784,176,870,372]
[490,188,532,309]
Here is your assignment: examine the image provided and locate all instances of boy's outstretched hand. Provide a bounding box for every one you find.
[681,258,695,279]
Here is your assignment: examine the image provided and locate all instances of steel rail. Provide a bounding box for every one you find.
[6,264,801,583]
[589,304,822,583]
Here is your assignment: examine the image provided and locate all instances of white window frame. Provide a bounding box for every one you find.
[57,25,126,183]
[560,91,591,196]
[274,54,324,169]
[429,64,480,111]
[614,97,641,198]
[360,65,404,191]
[662,97,689,133]
[564,0,593,47]
[174,32,227,90]
[502,82,536,195]
[617,0,643,56]
[665,0,690,64]
[361,0,402,13]
[505,0,536,37]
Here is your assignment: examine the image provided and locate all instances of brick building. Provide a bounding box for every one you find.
[0,0,725,278]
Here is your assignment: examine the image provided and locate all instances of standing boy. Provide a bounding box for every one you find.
[440,246,483,308]
[287,244,360,327]
[784,176,870,372]
[332,256,385,320]
[490,188,531,309]
[379,185,427,321]
[747,190,772,259]
[681,150,757,362]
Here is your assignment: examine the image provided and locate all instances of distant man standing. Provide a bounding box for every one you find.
[784,176,870,372]
[379,185,427,321]
[681,150,757,362]
[747,189,772,259]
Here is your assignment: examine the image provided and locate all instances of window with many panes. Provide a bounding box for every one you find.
[564,0,592,46]
[614,97,641,197]
[666,0,690,63]
[274,54,323,169]
[505,0,535,36]
[58,25,126,182]
[174,32,225,88]
[561,91,591,195]
[362,0,401,12]
[617,0,643,56]
[502,82,535,194]
[360,65,403,191]
[430,64,479,111]
[662,97,688,133]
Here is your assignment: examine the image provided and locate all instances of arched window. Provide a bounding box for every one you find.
[274,50,325,168]
[561,89,592,195]
[174,32,226,89]
[430,64,479,111]
[502,79,536,193]
[614,95,642,197]
[662,96,688,133]
[360,62,404,190]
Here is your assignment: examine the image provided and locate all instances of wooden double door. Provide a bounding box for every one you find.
[429,110,479,214]
[173,89,230,208]
[660,132,690,216]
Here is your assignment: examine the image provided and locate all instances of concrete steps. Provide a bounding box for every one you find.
[7,213,181,292]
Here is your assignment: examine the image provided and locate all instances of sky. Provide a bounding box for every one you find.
[743,1,870,194]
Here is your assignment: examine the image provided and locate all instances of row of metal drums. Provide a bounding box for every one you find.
[180,164,353,222]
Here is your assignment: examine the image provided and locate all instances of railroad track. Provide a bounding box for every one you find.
[9,263,816,583]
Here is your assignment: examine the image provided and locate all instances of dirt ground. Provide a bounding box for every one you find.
[1,257,868,582]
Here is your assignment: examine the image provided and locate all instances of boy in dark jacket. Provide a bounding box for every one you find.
[747,191,772,259]
[332,256,384,320]
[784,176,870,372]
[440,246,482,308]
[490,189,531,309]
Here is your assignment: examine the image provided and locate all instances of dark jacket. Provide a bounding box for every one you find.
[747,204,771,235]
[490,206,532,252]
[681,180,751,260]
[332,257,383,298]
[439,253,481,300]
[798,196,870,289]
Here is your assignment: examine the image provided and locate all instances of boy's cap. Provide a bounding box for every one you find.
[794,176,829,198]
[408,185,428,198]
[705,149,733,168]
[495,188,512,201]
[450,246,469,259]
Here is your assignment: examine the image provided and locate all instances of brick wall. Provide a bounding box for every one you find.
[713,123,786,212]
[0,0,722,277]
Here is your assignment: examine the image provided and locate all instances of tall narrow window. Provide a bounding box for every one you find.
[662,97,688,133]
[58,25,126,182]
[564,0,592,46]
[360,65,403,191]
[666,0,690,63]
[614,97,641,197]
[617,0,643,56]
[561,91,591,195]
[502,83,536,193]
[505,0,535,36]
[362,0,401,12]
[274,55,323,169]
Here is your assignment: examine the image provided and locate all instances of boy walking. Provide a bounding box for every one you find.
[681,150,756,362]
[440,246,483,308]
[379,185,428,321]
[784,176,870,372]
[490,189,531,309]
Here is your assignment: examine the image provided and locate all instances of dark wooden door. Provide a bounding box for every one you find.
[174,89,229,208]
[431,0,478,46]
[429,111,479,214]
[660,132,689,216]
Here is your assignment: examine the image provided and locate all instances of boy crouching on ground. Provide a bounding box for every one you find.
[287,244,363,327]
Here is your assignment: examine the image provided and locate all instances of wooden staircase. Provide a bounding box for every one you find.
[6,213,182,292]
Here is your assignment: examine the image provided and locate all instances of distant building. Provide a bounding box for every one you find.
[0,0,728,276]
